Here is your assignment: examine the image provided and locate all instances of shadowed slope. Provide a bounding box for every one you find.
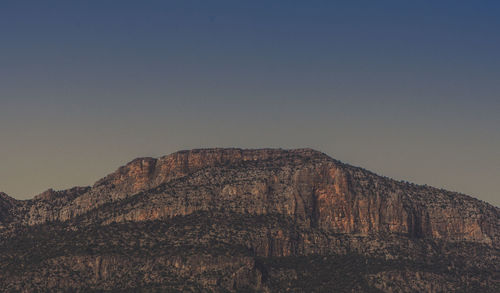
[0,148,498,292]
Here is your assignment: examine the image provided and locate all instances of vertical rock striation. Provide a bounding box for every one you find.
[0,148,498,292]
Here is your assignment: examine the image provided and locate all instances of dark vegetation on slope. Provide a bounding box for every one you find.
[0,149,498,292]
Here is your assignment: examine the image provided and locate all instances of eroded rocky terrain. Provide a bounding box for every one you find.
[0,148,498,292]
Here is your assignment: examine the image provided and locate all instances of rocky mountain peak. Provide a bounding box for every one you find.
[0,192,17,225]
[90,148,331,200]
[33,189,56,200]
[0,192,16,205]
[0,148,498,291]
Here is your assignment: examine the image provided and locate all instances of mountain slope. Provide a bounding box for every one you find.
[0,148,498,292]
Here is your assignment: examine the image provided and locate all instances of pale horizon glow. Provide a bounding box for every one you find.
[0,1,499,207]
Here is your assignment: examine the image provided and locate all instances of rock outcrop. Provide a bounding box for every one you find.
[0,148,498,292]
[0,192,19,227]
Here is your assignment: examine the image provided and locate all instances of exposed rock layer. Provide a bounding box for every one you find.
[0,148,498,292]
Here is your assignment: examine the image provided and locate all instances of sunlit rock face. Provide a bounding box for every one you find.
[0,148,498,292]
[15,148,498,245]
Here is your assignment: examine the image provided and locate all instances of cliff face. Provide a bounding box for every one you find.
[0,148,498,292]
[15,148,498,244]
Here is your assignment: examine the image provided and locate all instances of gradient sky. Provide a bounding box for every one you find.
[1,1,499,206]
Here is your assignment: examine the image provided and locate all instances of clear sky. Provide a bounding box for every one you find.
[1,1,499,206]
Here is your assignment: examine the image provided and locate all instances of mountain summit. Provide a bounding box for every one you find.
[0,148,498,292]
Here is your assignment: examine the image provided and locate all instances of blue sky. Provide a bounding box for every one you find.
[0,1,499,206]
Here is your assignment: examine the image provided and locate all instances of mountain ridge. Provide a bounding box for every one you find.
[4,148,497,207]
[1,148,498,242]
[0,148,498,292]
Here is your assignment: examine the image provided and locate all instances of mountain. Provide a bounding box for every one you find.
[0,148,498,292]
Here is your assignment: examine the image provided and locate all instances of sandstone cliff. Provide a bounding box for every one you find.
[0,148,498,292]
